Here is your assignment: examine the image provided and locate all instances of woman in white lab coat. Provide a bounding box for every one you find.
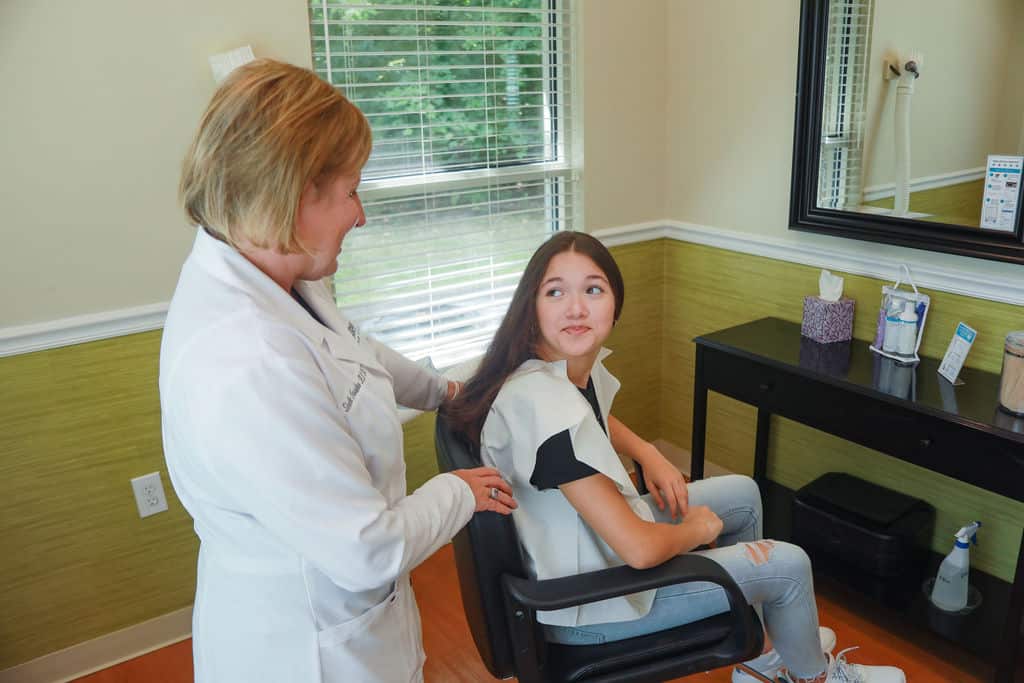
[160,59,515,683]
[444,232,906,683]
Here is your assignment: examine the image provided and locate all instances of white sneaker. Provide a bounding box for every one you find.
[786,647,906,683]
[732,626,836,682]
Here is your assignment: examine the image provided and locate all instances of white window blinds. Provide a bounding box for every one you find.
[819,0,874,210]
[309,0,579,369]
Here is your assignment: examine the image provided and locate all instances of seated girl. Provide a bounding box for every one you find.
[446,231,905,683]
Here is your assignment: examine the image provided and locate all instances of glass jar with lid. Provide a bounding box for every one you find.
[999,331,1024,416]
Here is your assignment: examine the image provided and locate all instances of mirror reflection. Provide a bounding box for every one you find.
[816,0,1024,232]
[873,354,916,400]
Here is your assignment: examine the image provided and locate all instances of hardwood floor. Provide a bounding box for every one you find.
[74,544,988,682]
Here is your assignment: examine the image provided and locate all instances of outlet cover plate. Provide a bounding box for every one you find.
[131,472,169,518]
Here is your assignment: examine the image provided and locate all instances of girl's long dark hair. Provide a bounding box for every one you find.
[443,231,624,451]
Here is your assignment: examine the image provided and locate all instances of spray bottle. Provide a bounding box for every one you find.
[930,521,982,612]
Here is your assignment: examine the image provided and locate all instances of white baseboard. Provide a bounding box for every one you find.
[855,205,930,219]
[862,166,986,201]
[0,303,167,358]
[0,607,191,683]
[4,214,1023,358]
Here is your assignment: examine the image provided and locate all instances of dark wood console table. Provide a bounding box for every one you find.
[691,317,1024,682]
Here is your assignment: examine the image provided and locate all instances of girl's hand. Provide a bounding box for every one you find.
[681,505,723,546]
[638,444,689,519]
[452,467,517,514]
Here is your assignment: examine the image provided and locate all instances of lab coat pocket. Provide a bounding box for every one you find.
[317,580,423,682]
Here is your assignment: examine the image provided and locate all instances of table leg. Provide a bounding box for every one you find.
[994,530,1024,682]
[754,408,771,487]
[691,346,707,482]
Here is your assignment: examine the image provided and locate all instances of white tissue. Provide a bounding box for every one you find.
[209,46,255,84]
[818,269,844,302]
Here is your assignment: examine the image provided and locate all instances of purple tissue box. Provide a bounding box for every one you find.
[801,296,854,344]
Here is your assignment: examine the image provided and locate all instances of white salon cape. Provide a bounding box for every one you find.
[159,229,475,683]
[480,352,656,627]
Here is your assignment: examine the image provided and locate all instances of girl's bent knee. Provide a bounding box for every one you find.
[733,475,762,506]
[742,540,776,566]
[770,541,812,575]
[741,540,811,572]
[714,474,762,511]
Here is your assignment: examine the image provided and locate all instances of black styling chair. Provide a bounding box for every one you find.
[435,415,769,683]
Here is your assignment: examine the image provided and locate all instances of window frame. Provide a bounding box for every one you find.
[310,0,583,369]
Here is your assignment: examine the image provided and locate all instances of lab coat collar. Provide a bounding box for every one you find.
[291,279,381,369]
[189,229,379,368]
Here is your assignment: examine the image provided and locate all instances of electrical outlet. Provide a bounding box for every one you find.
[131,472,169,518]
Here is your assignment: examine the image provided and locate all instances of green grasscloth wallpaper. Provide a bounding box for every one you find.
[0,332,197,668]
[1,238,1021,670]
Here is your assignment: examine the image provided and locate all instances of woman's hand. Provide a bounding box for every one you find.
[637,443,689,519]
[445,380,462,402]
[680,505,723,547]
[452,467,517,514]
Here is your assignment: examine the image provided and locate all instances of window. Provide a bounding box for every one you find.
[818,0,873,210]
[309,0,579,369]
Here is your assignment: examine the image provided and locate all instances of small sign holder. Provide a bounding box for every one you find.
[980,155,1023,232]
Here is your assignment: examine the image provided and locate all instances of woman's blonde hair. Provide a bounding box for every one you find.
[179,59,372,252]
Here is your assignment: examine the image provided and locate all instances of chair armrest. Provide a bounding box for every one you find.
[502,554,747,616]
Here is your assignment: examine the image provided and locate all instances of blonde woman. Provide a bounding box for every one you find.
[161,59,514,683]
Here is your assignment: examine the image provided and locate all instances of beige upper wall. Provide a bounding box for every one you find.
[2,0,1021,329]
[580,0,668,231]
[0,1,312,327]
[862,0,1019,188]
[663,0,1024,285]
[664,0,800,233]
[0,0,667,329]
[995,1,1024,157]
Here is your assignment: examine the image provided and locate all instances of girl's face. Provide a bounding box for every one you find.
[534,250,616,364]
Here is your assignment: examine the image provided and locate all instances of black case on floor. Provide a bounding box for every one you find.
[792,472,934,578]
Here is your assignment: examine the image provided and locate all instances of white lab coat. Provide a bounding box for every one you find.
[480,352,656,627]
[159,229,475,683]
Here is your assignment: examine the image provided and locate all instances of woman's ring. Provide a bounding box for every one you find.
[489,487,500,500]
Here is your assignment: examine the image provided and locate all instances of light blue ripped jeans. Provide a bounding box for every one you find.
[544,474,829,680]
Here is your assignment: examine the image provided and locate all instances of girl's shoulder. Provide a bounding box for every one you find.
[497,359,575,403]
[494,353,620,411]
[486,360,588,448]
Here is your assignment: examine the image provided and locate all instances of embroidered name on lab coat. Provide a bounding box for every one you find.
[347,322,360,343]
[342,366,369,412]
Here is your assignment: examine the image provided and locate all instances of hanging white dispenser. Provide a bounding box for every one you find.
[884,50,923,217]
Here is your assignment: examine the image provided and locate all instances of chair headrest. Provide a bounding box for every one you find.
[435,413,481,471]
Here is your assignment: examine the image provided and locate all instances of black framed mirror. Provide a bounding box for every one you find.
[789,0,1024,265]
